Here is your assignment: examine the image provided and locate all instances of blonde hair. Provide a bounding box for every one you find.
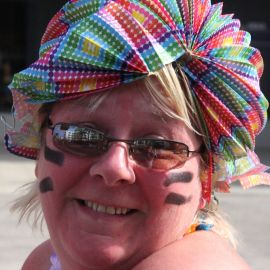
[11,63,237,247]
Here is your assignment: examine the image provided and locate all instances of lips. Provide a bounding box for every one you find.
[77,199,137,216]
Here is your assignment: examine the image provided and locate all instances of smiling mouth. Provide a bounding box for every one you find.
[76,199,137,216]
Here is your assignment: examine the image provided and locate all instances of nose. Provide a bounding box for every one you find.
[89,142,136,186]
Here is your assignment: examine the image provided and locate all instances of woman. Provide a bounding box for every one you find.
[4,0,270,269]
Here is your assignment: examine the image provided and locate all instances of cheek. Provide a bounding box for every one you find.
[163,171,195,206]
[37,141,88,190]
[156,163,201,214]
[141,171,201,242]
[44,145,65,166]
[36,141,66,183]
[162,174,201,233]
[163,171,193,186]
[39,177,54,193]
[138,169,201,215]
[165,193,192,205]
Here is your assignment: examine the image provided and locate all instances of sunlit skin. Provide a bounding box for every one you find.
[35,79,202,270]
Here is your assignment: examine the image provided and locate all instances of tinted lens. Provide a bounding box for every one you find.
[131,139,189,169]
[52,123,105,156]
[51,123,191,169]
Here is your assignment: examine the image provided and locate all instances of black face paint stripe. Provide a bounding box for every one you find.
[165,192,192,205]
[39,177,54,193]
[45,145,64,166]
[163,172,193,187]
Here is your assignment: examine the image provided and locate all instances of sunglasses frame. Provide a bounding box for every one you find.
[47,121,204,169]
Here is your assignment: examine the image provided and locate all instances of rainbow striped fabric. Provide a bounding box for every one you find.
[5,0,270,197]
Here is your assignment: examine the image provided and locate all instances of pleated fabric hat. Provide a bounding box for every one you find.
[4,0,270,200]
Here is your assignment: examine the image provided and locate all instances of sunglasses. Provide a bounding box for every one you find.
[48,122,203,170]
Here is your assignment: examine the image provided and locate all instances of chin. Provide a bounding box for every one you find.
[57,233,136,270]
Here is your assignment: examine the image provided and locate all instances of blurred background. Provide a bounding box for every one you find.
[0,0,269,269]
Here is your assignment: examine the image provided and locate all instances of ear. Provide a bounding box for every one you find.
[198,196,206,209]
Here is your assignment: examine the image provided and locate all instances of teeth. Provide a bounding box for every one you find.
[86,201,93,208]
[97,204,106,213]
[106,206,115,215]
[92,202,98,211]
[84,200,132,215]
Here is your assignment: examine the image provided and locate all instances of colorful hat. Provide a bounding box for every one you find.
[4,0,270,200]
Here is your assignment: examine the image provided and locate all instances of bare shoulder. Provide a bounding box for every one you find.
[21,239,53,270]
[133,232,252,270]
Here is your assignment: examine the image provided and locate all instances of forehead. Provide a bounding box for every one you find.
[48,79,200,148]
[51,79,164,121]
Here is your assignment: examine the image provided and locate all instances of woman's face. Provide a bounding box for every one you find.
[36,79,202,270]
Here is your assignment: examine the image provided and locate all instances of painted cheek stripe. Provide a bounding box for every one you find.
[39,177,54,193]
[45,145,64,166]
[163,172,193,187]
[165,192,192,205]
